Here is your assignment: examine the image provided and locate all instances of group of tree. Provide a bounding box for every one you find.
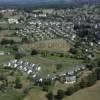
[21,36,31,43]
[87,56,100,69]
[31,49,66,58]
[14,51,26,59]
[42,79,53,92]
[0,74,8,91]
[0,38,16,45]
[46,89,65,100]
[0,13,3,18]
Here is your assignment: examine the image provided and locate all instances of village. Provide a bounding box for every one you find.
[0,5,100,85]
[0,5,100,100]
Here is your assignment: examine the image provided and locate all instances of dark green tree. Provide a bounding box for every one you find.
[46,92,54,100]
[56,89,65,100]
[15,77,22,89]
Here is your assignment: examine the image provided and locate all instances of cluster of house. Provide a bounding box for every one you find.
[3,59,86,84]
[13,7,100,44]
[17,19,75,42]
[0,7,100,45]
[47,64,86,84]
[3,59,41,77]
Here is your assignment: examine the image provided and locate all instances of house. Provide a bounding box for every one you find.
[33,74,37,78]
[27,70,32,74]
[66,70,75,76]
[8,18,19,24]
[3,59,41,79]
[65,75,76,84]
[37,67,41,71]
[0,51,5,56]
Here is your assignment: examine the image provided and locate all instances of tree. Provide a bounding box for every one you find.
[65,86,75,96]
[69,48,77,54]
[42,85,49,92]
[22,36,30,43]
[46,92,54,100]
[56,89,65,100]
[73,83,80,92]
[31,49,38,55]
[96,57,100,67]
[15,77,22,89]
[79,78,88,89]
[0,13,3,18]
[12,45,18,52]
[56,64,63,70]
[95,68,100,80]
[15,52,25,59]
[59,53,64,57]
[0,38,15,45]
[0,83,6,92]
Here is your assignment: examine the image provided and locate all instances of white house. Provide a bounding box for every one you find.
[0,51,5,56]
[8,18,19,24]
[27,70,32,74]
[65,76,76,84]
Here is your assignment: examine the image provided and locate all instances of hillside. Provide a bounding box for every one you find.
[63,81,100,100]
